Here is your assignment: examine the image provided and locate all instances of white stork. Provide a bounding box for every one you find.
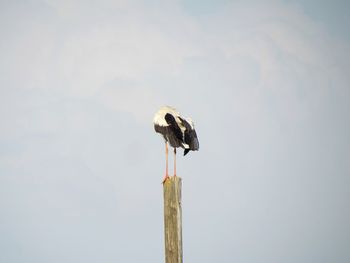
[153,106,199,183]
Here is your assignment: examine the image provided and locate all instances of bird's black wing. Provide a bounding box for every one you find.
[154,123,168,141]
[165,113,184,145]
[179,117,199,155]
[187,129,199,150]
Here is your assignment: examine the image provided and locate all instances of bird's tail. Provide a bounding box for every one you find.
[184,149,190,156]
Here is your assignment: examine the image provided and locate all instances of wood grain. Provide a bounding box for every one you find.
[163,176,183,263]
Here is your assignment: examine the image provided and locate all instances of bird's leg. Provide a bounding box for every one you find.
[162,142,170,183]
[166,142,168,176]
[174,148,177,177]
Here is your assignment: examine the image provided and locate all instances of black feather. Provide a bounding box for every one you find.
[179,117,199,152]
[164,113,184,147]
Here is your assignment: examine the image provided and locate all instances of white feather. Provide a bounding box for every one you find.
[153,105,181,127]
[182,143,190,149]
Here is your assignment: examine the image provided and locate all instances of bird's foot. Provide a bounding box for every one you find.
[162,175,170,184]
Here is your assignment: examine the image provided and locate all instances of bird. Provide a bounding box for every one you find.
[153,106,199,183]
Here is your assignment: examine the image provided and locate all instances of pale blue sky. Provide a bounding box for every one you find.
[1,1,349,262]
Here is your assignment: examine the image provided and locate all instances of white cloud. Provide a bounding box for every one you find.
[192,1,350,125]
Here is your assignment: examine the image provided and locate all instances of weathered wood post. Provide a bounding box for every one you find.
[163,176,183,263]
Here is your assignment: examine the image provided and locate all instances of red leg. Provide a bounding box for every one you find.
[174,148,177,177]
[162,142,170,183]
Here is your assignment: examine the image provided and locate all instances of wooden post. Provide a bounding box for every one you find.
[163,176,183,263]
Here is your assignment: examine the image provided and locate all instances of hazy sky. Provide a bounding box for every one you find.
[1,0,350,262]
